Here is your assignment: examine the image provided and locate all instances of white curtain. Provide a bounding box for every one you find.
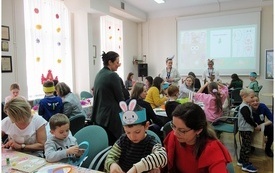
[24,0,72,100]
[100,15,124,78]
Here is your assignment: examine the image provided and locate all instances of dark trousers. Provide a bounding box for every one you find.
[264,124,273,150]
[240,131,252,164]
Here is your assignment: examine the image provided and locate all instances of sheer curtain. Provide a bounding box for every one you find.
[24,0,72,100]
[100,15,124,77]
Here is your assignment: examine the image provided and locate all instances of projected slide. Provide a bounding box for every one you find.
[177,10,260,76]
[178,25,258,75]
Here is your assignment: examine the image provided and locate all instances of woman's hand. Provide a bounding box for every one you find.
[4,139,21,150]
[110,163,124,173]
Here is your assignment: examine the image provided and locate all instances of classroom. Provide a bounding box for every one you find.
[1,0,274,172]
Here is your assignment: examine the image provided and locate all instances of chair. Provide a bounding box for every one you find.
[69,113,86,136]
[146,130,162,144]
[211,106,240,160]
[229,88,242,108]
[80,91,93,99]
[162,121,173,139]
[74,125,109,168]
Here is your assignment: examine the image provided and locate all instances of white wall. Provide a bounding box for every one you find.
[142,5,273,106]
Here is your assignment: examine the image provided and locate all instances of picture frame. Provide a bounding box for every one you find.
[265,49,273,79]
[1,25,10,41]
[1,56,12,73]
[93,45,96,58]
[1,41,9,52]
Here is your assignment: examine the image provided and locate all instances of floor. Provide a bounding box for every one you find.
[221,132,273,173]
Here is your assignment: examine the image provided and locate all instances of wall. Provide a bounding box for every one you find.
[142,5,273,106]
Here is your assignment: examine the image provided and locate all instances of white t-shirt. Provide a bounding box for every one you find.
[2,115,47,144]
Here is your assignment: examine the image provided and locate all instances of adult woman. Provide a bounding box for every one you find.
[160,56,181,86]
[129,82,165,132]
[125,72,135,90]
[163,102,232,173]
[194,82,228,122]
[188,72,201,92]
[145,76,153,90]
[202,59,220,84]
[178,75,195,99]
[228,73,243,90]
[145,77,168,109]
[2,97,47,157]
[55,82,83,118]
[92,51,124,145]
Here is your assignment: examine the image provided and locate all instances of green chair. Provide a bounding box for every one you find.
[80,91,93,99]
[212,106,240,160]
[69,113,86,135]
[146,130,162,144]
[74,125,109,168]
[226,162,235,173]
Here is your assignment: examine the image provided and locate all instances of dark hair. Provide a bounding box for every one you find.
[231,73,242,82]
[43,80,54,87]
[49,113,70,130]
[55,82,71,97]
[167,85,179,97]
[53,79,59,86]
[188,72,196,78]
[145,76,153,87]
[152,77,164,91]
[102,51,119,66]
[131,82,145,99]
[208,82,223,114]
[172,102,217,158]
[127,72,134,80]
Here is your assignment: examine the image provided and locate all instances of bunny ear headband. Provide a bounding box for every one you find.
[208,59,214,63]
[119,99,146,126]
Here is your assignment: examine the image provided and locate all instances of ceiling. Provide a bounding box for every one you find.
[122,0,271,15]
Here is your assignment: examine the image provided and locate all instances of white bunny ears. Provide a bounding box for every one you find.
[119,99,146,126]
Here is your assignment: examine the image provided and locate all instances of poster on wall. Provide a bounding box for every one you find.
[265,49,273,79]
[1,56,12,73]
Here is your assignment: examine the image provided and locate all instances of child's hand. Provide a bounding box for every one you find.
[255,125,261,131]
[110,163,124,173]
[149,168,161,173]
[66,145,79,155]
[75,149,85,157]
[127,166,137,173]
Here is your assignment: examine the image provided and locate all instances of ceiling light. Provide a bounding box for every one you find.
[154,0,165,4]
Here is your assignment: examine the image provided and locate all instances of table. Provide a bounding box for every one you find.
[2,148,103,173]
[261,93,274,113]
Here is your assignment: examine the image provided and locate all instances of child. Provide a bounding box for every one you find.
[45,113,83,163]
[104,99,167,173]
[237,88,260,172]
[251,96,273,157]
[248,72,260,96]
[5,83,26,104]
[194,82,228,122]
[39,81,63,121]
[165,85,180,121]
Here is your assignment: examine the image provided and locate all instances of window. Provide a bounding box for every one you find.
[24,0,72,100]
[100,16,124,77]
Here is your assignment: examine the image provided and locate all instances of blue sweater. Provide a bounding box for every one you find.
[252,103,273,124]
[38,95,63,121]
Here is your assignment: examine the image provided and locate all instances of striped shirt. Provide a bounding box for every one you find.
[104,133,167,172]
